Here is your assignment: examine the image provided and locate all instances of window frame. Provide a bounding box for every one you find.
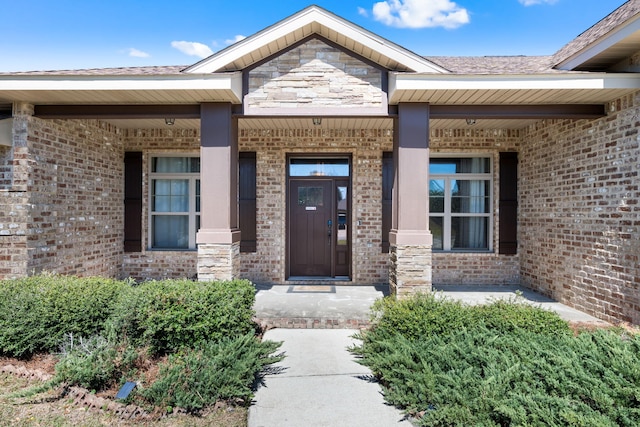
[429,155,494,252]
[148,154,200,251]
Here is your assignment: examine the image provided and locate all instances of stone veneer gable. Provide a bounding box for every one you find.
[246,39,385,112]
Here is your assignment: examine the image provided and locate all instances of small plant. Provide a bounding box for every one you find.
[140,333,283,412]
[54,334,139,391]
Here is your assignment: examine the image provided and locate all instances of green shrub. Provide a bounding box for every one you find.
[141,334,283,412]
[355,293,640,426]
[0,275,130,357]
[368,293,473,341]
[53,334,139,392]
[471,297,572,336]
[108,279,256,355]
[367,293,570,342]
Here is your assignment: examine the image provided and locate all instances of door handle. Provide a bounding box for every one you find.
[327,219,332,238]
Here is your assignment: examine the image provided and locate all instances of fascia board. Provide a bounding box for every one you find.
[184,7,446,74]
[556,18,640,71]
[0,72,243,99]
[389,72,640,92]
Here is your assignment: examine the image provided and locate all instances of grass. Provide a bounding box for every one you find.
[0,374,247,426]
[352,293,640,427]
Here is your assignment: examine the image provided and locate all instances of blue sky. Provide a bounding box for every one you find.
[0,0,627,72]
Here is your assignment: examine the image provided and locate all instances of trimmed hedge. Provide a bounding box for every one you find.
[0,275,129,357]
[0,276,257,358]
[108,279,256,355]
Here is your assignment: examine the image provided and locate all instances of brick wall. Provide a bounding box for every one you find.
[430,128,521,285]
[520,92,640,324]
[0,109,124,279]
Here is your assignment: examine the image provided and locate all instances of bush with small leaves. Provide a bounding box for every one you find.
[140,333,283,412]
[0,275,131,357]
[354,293,640,426]
[108,279,256,355]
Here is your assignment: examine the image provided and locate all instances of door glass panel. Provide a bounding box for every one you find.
[337,186,348,246]
[430,217,444,250]
[290,158,349,177]
[298,187,324,206]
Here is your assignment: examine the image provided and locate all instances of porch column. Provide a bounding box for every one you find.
[196,103,241,281]
[389,103,432,296]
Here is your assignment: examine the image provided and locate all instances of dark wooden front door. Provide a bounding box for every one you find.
[289,179,333,276]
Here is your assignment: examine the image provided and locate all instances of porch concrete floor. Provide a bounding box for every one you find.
[252,283,609,327]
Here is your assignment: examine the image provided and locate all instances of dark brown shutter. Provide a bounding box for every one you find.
[124,151,143,252]
[239,152,257,253]
[381,152,393,253]
[499,152,518,255]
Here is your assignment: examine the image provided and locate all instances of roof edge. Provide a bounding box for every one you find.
[183,5,448,74]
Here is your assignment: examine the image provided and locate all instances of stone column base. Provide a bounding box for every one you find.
[389,244,432,298]
[197,242,240,281]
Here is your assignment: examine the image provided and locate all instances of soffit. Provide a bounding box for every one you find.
[184,6,447,74]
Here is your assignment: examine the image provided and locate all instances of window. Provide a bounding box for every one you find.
[429,157,492,251]
[289,158,349,177]
[150,156,200,249]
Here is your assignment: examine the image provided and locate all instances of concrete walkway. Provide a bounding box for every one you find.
[249,284,608,426]
[248,329,411,427]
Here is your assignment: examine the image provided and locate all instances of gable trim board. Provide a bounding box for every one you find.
[184,6,448,74]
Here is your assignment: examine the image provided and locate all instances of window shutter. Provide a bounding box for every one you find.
[124,152,143,252]
[499,152,518,255]
[239,152,257,253]
[382,152,393,253]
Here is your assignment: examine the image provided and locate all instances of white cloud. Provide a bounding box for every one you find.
[358,6,369,17]
[224,35,246,45]
[518,0,558,5]
[170,41,214,58]
[127,48,150,58]
[370,0,469,29]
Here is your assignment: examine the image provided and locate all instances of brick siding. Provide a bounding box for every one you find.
[520,92,640,324]
[0,109,123,278]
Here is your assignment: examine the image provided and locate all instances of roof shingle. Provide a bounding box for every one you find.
[552,0,640,67]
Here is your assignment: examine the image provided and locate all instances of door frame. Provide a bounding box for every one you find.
[285,154,352,280]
